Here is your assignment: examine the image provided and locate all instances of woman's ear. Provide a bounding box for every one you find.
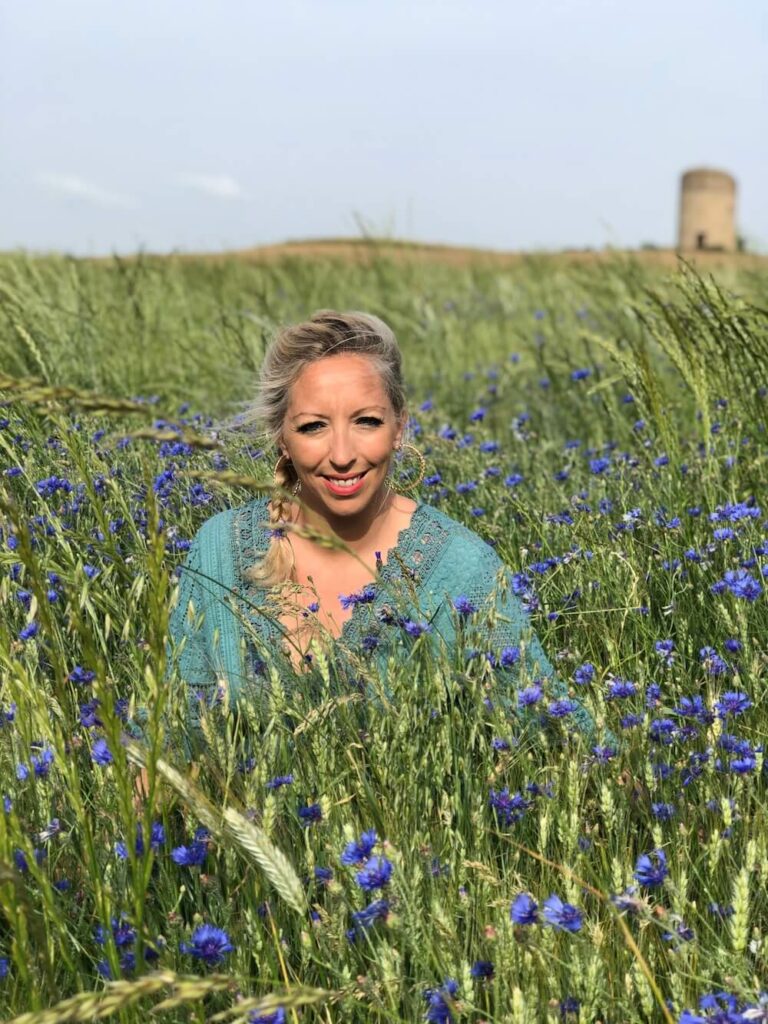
[395,411,408,449]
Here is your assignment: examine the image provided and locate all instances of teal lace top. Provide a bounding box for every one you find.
[168,496,595,738]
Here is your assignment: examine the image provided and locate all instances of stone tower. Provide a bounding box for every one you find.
[677,168,737,251]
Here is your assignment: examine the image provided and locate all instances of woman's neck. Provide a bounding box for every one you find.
[291,488,399,556]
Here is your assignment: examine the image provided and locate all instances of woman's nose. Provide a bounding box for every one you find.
[328,431,355,468]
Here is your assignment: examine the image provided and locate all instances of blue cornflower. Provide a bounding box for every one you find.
[573,663,595,686]
[0,957,8,979]
[560,997,581,1017]
[455,480,477,494]
[249,1009,286,1024]
[452,595,477,616]
[654,639,675,665]
[648,717,676,743]
[570,368,591,381]
[651,802,676,821]
[496,645,520,668]
[607,678,636,699]
[504,473,524,488]
[673,695,713,725]
[340,829,377,866]
[314,866,333,884]
[714,691,751,718]
[633,849,668,888]
[510,892,539,925]
[355,856,393,892]
[548,698,578,718]
[265,774,294,790]
[713,527,735,542]
[592,745,616,764]
[542,894,583,932]
[19,622,39,641]
[517,682,543,707]
[470,960,494,980]
[402,620,432,638]
[338,585,376,610]
[645,682,662,707]
[470,407,486,421]
[718,569,762,601]
[68,666,96,686]
[424,978,459,1023]
[171,841,208,867]
[91,738,113,766]
[351,898,389,929]
[180,924,234,965]
[699,647,728,676]
[298,803,322,826]
[31,748,54,778]
[492,738,511,752]
[590,457,610,474]
[489,788,530,826]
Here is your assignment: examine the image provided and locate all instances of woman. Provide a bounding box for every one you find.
[168,310,596,747]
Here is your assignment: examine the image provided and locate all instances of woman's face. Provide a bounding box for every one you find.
[280,353,405,521]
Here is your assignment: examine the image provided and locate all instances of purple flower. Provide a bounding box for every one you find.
[338,585,376,610]
[542,894,583,932]
[340,829,377,866]
[607,679,636,699]
[351,898,389,929]
[180,924,234,965]
[424,977,459,1023]
[452,595,477,616]
[470,960,494,979]
[651,802,676,821]
[548,698,578,718]
[249,1010,286,1024]
[298,803,322,826]
[91,738,113,767]
[517,682,543,707]
[717,569,762,601]
[355,856,393,892]
[633,849,668,888]
[68,666,96,686]
[19,622,39,642]
[510,892,539,925]
[714,691,752,718]
[402,619,432,638]
[573,663,595,686]
[265,774,294,790]
[489,788,530,826]
[171,841,208,867]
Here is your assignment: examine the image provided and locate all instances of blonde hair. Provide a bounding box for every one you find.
[241,310,407,586]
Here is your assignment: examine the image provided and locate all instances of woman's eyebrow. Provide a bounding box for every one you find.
[291,406,387,420]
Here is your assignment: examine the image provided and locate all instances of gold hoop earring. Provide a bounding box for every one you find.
[394,442,426,491]
[273,453,301,496]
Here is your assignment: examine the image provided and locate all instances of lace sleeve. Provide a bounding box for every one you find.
[166,526,220,731]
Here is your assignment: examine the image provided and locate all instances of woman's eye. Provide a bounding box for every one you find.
[358,417,383,427]
[297,422,324,434]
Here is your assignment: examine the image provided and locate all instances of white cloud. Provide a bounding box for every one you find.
[178,173,248,200]
[35,172,137,208]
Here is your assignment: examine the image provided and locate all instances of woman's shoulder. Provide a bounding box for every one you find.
[410,502,505,576]
[189,496,271,561]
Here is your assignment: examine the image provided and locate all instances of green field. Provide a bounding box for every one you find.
[0,250,767,1023]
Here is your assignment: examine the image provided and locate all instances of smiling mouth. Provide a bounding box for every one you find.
[323,471,367,489]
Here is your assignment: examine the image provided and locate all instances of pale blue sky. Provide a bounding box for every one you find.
[1,0,765,255]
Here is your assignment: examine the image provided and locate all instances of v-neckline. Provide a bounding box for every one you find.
[244,497,428,666]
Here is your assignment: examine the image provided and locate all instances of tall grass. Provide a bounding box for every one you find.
[0,251,767,1022]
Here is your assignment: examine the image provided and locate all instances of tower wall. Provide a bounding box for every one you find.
[677,169,736,251]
